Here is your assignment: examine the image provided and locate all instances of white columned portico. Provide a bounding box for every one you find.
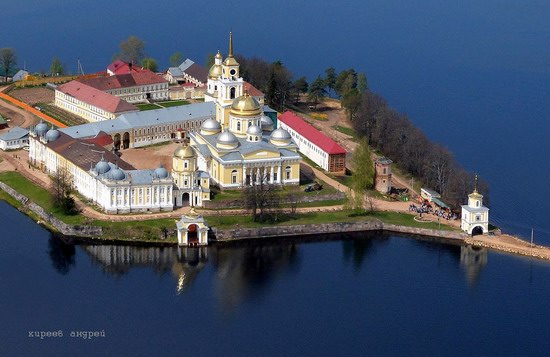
[277,165,282,184]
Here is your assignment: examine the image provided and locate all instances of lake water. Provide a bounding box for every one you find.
[2,0,548,242]
[2,201,550,355]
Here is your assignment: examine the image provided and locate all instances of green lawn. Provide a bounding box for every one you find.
[211,209,457,231]
[158,100,190,108]
[332,125,356,138]
[0,171,85,225]
[137,103,162,111]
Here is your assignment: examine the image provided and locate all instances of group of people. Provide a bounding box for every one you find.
[408,203,458,221]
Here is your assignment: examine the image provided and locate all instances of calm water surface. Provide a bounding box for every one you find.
[2,201,550,356]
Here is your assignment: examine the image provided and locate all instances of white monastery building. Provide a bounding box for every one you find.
[278,111,346,173]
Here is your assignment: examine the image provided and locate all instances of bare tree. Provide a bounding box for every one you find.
[114,36,146,64]
[242,168,281,222]
[0,48,17,82]
[51,166,79,215]
[285,187,300,219]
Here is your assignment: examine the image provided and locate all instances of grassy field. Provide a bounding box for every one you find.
[159,100,189,108]
[137,103,162,111]
[332,125,356,139]
[137,100,190,111]
[0,171,86,225]
[211,209,456,231]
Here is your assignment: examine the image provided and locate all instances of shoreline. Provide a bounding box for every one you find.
[2,182,550,262]
[0,165,548,260]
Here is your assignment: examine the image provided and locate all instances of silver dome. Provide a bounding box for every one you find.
[154,164,169,179]
[270,128,291,140]
[108,167,125,181]
[247,125,262,136]
[260,114,273,129]
[45,129,60,142]
[95,158,111,174]
[35,122,49,136]
[201,118,221,131]
[217,130,239,144]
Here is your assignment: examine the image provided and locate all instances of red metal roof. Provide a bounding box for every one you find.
[107,60,146,75]
[278,111,347,155]
[58,81,138,114]
[78,70,167,91]
[244,82,264,97]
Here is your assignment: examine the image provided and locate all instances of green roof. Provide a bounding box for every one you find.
[432,197,449,209]
[0,114,6,125]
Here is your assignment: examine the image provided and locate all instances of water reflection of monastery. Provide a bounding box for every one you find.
[83,245,208,294]
[81,242,299,302]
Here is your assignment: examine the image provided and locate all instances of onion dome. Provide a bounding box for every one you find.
[247,125,262,136]
[95,157,111,174]
[45,128,60,142]
[154,163,169,179]
[174,144,196,159]
[108,166,125,181]
[35,121,49,136]
[216,130,239,149]
[200,118,221,135]
[269,128,292,146]
[208,60,223,80]
[230,93,261,117]
[260,114,274,131]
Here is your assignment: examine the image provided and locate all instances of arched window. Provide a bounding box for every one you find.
[285,166,291,180]
[230,87,236,99]
[237,122,241,131]
[232,170,238,184]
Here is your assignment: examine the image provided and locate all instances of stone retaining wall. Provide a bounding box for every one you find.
[0,182,103,237]
[211,220,466,242]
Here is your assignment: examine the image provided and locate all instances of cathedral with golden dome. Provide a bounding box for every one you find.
[171,33,301,202]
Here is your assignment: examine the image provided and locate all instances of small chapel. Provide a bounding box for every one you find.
[461,176,490,235]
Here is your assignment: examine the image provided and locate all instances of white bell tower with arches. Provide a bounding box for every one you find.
[461,175,490,235]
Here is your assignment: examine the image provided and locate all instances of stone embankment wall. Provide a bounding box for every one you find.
[0,182,102,237]
[211,221,466,242]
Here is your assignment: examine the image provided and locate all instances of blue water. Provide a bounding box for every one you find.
[2,201,550,355]
[3,0,547,242]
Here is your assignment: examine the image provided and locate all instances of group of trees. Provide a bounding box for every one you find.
[350,90,488,209]
[240,168,303,223]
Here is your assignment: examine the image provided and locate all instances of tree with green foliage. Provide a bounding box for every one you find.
[50,57,64,75]
[308,75,327,109]
[0,48,17,82]
[114,36,146,64]
[350,138,375,213]
[265,61,293,111]
[341,88,362,121]
[169,51,183,67]
[294,76,309,94]
[141,58,158,72]
[292,76,309,104]
[324,67,337,96]
[334,69,357,97]
[357,72,368,93]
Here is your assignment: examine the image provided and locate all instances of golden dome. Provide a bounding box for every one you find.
[209,64,222,79]
[215,51,222,59]
[223,56,239,67]
[174,144,196,159]
[230,93,261,117]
